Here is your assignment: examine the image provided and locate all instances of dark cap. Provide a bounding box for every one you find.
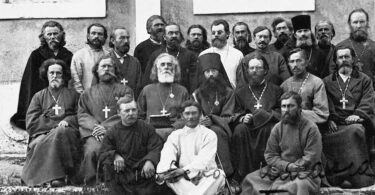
[292,15,311,31]
[198,53,223,72]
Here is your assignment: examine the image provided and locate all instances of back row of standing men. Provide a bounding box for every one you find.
[12,7,375,195]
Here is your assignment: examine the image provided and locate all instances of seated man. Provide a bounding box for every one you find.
[241,91,322,195]
[137,53,190,140]
[78,54,133,185]
[323,46,375,188]
[22,59,80,187]
[99,96,163,195]
[156,100,226,195]
[232,54,282,182]
[281,48,329,125]
[192,53,238,191]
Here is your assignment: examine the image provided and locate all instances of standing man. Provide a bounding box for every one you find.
[99,96,163,195]
[12,21,73,129]
[143,23,198,93]
[232,22,255,56]
[269,17,294,53]
[78,54,133,185]
[71,23,108,94]
[323,46,375,188]
[281,48,329,125]
[237,26,290,87]
[185,24,210,56]
[333,8,375,83]
[231,54,282,183]
[200,19,243,88]
[108,27,142,97]
[315,20,336,76]
[134,15,166,73]
[22,59,80,187]
[241,91,322,195]
[156,100,226,195]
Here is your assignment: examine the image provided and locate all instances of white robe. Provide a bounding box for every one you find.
[157,125,225,195]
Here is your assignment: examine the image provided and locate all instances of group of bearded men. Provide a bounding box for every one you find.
[12,7,375,195]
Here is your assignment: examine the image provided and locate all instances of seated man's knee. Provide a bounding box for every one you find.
[233,124,247,137]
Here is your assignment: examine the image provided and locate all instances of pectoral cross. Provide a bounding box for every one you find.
[52,104,61,115]
[103,106,110,119]
[254,102,262,110]
[340,97,348,109]
[121,78,128,86]
[160,107,168,115]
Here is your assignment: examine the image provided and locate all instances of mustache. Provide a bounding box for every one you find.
[104,71,116,77]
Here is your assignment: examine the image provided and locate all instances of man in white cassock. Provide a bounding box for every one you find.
[156,100,226,195]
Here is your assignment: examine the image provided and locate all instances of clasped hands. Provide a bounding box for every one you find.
[328,115,363,133]
[92,124,106,142]
[113,154,155,179]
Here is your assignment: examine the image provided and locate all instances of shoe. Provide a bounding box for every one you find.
[228,178,242,194]
[51,179,65,187]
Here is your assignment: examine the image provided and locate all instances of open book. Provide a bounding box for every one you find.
[149,113,172,128]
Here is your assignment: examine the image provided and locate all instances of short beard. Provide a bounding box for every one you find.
[186,40,203,51]
[115,44,129,55]
[166,39,181,50]
[281,111,301,125]
[158,72,175,83]
[350,29,368,42]
[88,38,104,49]
[151,30,164,42]
[212,38,227,49]
[199,75,227,100]
[99,72,116,83]
[50,79,63,89]
[296,37,313,48]
[47,40,61,51]
[277,33,289,43]
[248,73,265,86]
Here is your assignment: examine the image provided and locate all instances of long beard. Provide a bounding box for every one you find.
[234,37,250,50]
[199,76,226,100]
[281,111,301,125]
[296,36,313,48]
[318,37,331,48]
[151,29,164,42]
[350,28,368,42]
[212,37,227,49]
[99,72,116,83]
[277,33,289,43]
[115,43,129,55]
[158,72,174,83]
[186,40,203,51]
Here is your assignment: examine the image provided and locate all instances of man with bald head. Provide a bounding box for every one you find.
[108,27,142,97]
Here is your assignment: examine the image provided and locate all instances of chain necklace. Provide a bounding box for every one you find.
[48,87,63,115]
[166,47,180,59]
[157,83,174,115]
[248,81,267,110]
[297,73,310,94]
[335,74,351,109]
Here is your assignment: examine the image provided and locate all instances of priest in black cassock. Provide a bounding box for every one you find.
[315,20,336,76]
[323,46,375,188]
[78,54,133,185]
[108,27,142,98]
[142,23,198,93]
[11,21,73,129]
[99,96,163,195]
[134,15,166,73]
[231,53,282,182]
[22,59,80,187]
[192,53,239,192]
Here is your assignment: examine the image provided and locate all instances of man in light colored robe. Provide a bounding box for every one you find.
[22,59,80,187]
[156,100,226,195]
[241,91,322,195]
[78,54,133,185]
[71,23,109,93]
[281,48,329,125]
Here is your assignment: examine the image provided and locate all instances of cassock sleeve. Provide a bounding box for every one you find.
[157,132,179,173]
[98,129,117,165]
[265,124,291,172]
[278,55,291,81]
[78,92,99,137]
[134,58,143,98]
[139,125,163,167]
[182,130,218,179]
[301,80,329,124]
[294,125,322,169]
[353,76,375,124]
[70,54,84,93]
[62,92,80,129]
[220,90,235,121]
[137,88,147,120]
[26,92,50,137]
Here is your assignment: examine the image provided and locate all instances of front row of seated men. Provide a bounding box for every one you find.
[21,44,375,194]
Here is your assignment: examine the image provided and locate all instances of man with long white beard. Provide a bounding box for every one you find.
[323,46,375,188]
[78,54,133,185]
[333,8,375,83]
[315,20,336,76]
[138,53,190,140]
[200,19,243,88]
[232,22,255,56]
[240,91,322,195]
[22,59,80,187]
[185,24,210,56]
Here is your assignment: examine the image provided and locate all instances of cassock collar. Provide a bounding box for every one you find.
[39,45,69,59]
[256,48,271,54]
[114,51,127,59]
[149,37,163,45]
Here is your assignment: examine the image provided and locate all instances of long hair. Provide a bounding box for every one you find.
[146,15,166,34]
[149,53,181,83]
[39,21,66,47]
[186,24,210,49]
[348,8,369,25]
[232,22,252,43]
[91,54,120,83]
[271,17,293,33]
[39,58,70,85]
